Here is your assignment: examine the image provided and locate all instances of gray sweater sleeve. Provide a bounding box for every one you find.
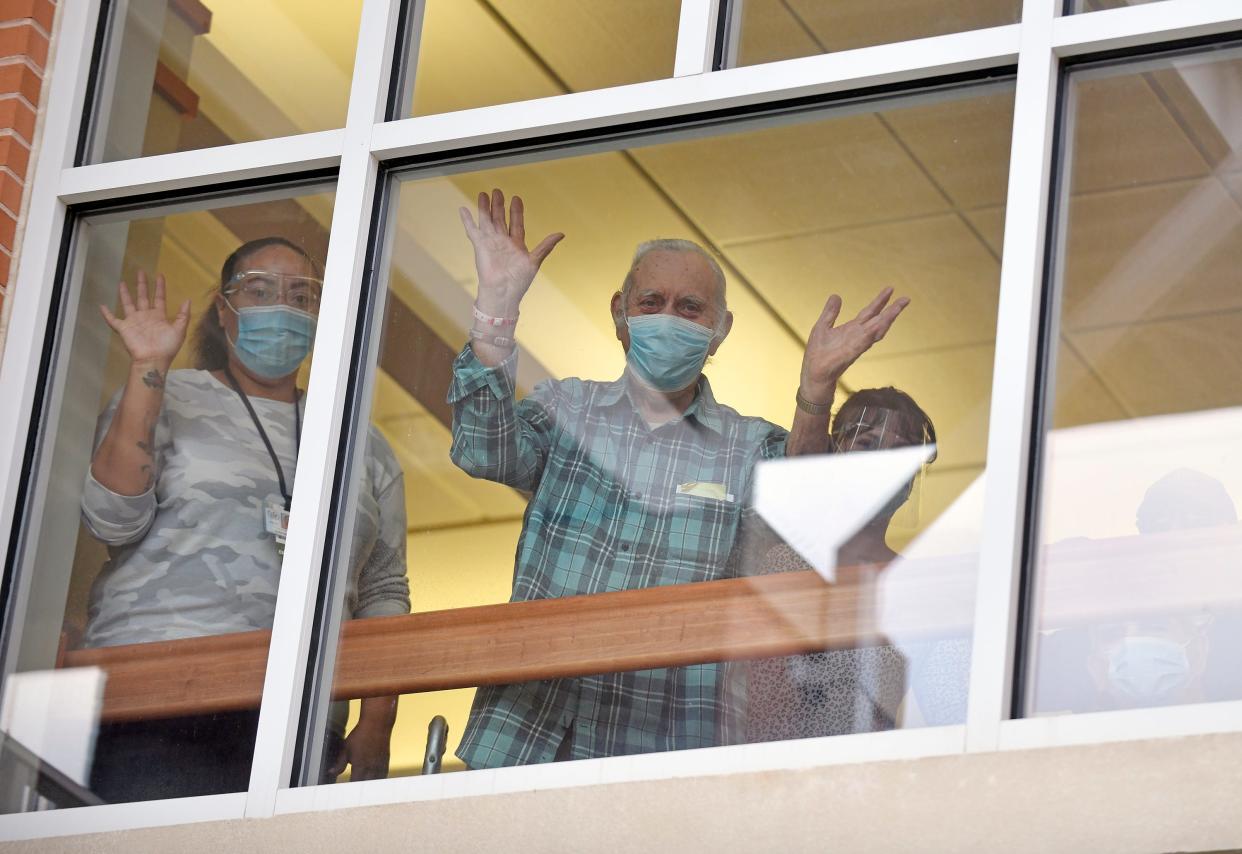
[351,428,411,619]
[80,389,166,546]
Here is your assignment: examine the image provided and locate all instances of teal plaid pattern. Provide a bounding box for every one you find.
[447,345,786,768]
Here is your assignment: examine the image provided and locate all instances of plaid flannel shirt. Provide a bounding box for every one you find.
[447,345,787,768]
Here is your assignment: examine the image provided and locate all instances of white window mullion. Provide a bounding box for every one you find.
[999,700,1242,751]
[244,0,403,819]
[1054,0,1242,58]
[57,130,346,205]
[964,0,1059,753]
[0,1,100,584]
[370,24,1022,161]
[674,0,722,77]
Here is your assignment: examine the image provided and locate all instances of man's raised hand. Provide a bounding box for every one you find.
[458,188,564,318]
[799,287,910,404]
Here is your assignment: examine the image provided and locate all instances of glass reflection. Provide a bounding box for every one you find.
[1027,44,1242,716]
[0,190,354,811]
[740,389,942,740]
[733,0,1020,68]
[407,0,680,117]
[89,1,361,162]
[309,80,1013,780]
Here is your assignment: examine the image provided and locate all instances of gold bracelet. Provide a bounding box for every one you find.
[795,388,831,416]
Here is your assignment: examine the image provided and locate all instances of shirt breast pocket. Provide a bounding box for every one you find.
[662,493,742,584]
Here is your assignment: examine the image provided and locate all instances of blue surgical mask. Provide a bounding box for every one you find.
[227,305,317,379]
[624,314,714,392]
[1105,636,1192,704]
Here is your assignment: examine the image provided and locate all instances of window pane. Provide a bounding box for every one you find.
[1025,46,1242,716]
[303,80,1014,782]
[0,187,334,809]
[404,0,680,117]
[734,0,1020,67]
[87,1,361,163]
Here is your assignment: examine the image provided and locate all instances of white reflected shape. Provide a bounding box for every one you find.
[753,445,935,582]
[0,668,105,786]
[1042,406,1242,543]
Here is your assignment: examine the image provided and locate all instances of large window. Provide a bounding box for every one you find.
[0,0,1239,838]
[0,186,335,809]
[1024,44,1242,717]
[305,80,1014,780]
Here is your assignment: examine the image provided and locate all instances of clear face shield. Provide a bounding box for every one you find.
[830,406,936,530]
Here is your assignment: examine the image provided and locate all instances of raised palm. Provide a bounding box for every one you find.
[100,270,191,368]
[458,189,563,310]
[800,287,910,403]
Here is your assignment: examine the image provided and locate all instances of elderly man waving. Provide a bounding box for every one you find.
[448,189,908,768]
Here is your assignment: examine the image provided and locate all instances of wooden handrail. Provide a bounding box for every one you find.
[62,566,973,723]
[59,526,1242,723]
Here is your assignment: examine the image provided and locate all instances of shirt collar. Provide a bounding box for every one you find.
[599,371,727,436]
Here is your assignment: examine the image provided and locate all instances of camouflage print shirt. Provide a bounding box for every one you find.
[81,369,409,648]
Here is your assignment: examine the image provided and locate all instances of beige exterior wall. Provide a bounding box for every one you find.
[6,730,1242,853]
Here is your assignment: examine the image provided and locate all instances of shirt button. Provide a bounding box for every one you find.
[632,491,642,500]
[620,544,630,552]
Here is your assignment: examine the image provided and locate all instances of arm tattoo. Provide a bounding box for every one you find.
[141,369,165,390]
[136,424,157,458]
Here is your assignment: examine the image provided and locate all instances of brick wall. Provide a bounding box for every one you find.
[0,0,55,324]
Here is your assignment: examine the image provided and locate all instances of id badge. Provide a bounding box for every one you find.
[264,495,290,556]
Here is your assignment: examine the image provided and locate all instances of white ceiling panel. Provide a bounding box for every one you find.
[1066,312,1242,419]
[880,89,1015,210]
[1068,73,1209,194]
[632,114,951,245]
[1060,178,1242,332]
[490,0,679,93]
[783,0,1019,54]
[726,213,1002,356]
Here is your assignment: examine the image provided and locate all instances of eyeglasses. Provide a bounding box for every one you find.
[223,270,323,313]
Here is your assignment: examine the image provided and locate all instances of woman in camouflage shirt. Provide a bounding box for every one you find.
[82,237,409,802]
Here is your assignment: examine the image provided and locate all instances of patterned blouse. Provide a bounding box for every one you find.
[738,538,971,742]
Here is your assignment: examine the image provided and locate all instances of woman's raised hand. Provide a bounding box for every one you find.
[458,188,563,317]
[99,270,192,371]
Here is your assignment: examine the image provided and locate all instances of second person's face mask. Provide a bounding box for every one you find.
[228,305,317,379]
[624,313,715,392]
[1105,635,1192,704]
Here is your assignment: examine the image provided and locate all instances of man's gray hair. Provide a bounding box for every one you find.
[619,239,728,318]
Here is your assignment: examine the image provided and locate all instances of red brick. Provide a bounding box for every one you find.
[0,249,10,287]
[0,95,34,142]
[0,209,16,248]
[0,24,48,70]
[0,133,28,179]
[0,62,40,103]
[0,0,55,32]
[0,170,19,211]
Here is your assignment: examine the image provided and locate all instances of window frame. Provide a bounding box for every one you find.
[0,0,1240,839]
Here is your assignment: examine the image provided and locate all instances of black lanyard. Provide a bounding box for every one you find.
[223,366,302,510]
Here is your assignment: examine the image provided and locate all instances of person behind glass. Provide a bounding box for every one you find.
[1084,468,1234,710]
[81,237,410,802]
[738,388,938,742]
[448,189,910,768]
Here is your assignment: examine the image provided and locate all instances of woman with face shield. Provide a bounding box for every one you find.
[736,387,938,742]
[80,237,410,802]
